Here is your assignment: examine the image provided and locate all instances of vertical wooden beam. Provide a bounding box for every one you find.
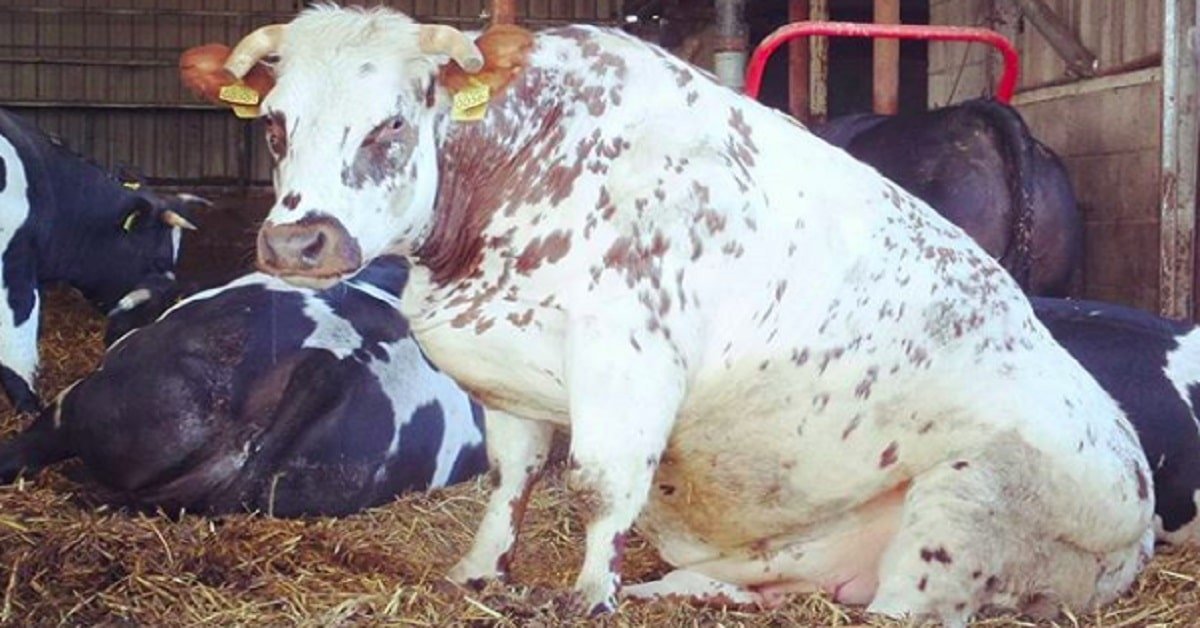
[492,0,517,25]
[714,0,748,89]
[788,0,810,122]
[809,0,829,123]
[872,0,899,114]
[1161,0,1199,319]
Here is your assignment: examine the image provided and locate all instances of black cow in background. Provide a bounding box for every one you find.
[0,107,208,412]
[814,98,1083,297]
[1033,297,1200,546]
[0,256,489,517]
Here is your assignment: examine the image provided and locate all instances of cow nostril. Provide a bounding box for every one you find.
[299,231,327,266]
[257,217,360,277]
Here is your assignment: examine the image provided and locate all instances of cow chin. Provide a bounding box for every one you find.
[261,268,350,291]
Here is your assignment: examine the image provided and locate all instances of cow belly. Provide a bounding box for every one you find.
[639,391,912,555]
[638,472,907,602]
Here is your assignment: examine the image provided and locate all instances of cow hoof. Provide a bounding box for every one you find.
[573,583,618,617]
[447,570,505,590]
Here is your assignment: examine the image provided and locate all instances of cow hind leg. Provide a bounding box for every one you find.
[868,435,1153,627]
[0,288,40,413]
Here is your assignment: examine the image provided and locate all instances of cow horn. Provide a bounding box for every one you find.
[175,192,214,207]
[108,288,153,316]
[225,24,287,79]
[161,209,198,231]
[417,25,484,73]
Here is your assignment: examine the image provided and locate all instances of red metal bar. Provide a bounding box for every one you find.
[745,21,1021,105]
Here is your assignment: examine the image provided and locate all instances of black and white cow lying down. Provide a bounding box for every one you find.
[1032,297,1200,546]
[0,107,207,412]
[0,255,489,517]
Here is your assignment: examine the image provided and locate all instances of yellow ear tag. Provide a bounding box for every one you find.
[230,104,260,119]
[451,78,490,122]
[121,181,142,191]
[219,81,261,119]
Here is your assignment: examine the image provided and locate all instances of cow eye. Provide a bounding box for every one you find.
[264,113,287,159]
[368,116,406,144]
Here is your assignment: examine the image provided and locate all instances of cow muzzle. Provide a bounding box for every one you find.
[256,215,362,285]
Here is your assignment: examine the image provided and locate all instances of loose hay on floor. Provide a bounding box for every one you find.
[0,289,1196,627]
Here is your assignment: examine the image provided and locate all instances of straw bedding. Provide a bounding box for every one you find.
[0,288,1196,627]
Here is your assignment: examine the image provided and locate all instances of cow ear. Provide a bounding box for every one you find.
[179,43,276,109]
[119,198,154,233]
[437,25,534,97]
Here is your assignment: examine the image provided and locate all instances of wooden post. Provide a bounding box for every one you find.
[872,0,899,115]
[1161,0,1199,319]
[788,0,810,122]
[491,0,516,26]
[810,0,829,123]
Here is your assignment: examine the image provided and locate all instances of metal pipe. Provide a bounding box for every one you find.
[788,0,809,121]
[714,0,747,89]
[1160,0,1199,319]
[745,22,1020,104]
[873,0,900,114]
[1010,0,1098,78]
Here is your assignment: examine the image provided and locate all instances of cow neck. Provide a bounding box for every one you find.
[39,145,139,304]
[34,141,128,284]
[417,25,545,287]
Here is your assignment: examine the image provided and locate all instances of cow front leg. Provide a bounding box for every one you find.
[564,314,686,614]
[448,409,553,585]
[0,287,40,413]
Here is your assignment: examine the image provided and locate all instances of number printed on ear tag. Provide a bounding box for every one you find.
[219,81,260,106]
[452,79,490,122]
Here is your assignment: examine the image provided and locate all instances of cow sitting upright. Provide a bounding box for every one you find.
[813,100,1083,297]
[0,255,489,517]
[0,108,207,412]
[184,8,1152,625]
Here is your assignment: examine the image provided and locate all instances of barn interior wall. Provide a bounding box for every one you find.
[930,0,1165,312]
[0,0,622,188]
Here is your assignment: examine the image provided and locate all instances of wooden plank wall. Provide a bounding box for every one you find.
[930,0,1161,102]
[930,0,1164,312]
[0,0,622,187]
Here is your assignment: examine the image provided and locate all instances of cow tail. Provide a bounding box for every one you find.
[963,98,1038,291]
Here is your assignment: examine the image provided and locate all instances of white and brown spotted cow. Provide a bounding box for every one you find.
[183,7,1154,625]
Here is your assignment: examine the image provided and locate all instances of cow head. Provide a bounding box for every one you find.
[182,8,491,287]
[75,183,205,313]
